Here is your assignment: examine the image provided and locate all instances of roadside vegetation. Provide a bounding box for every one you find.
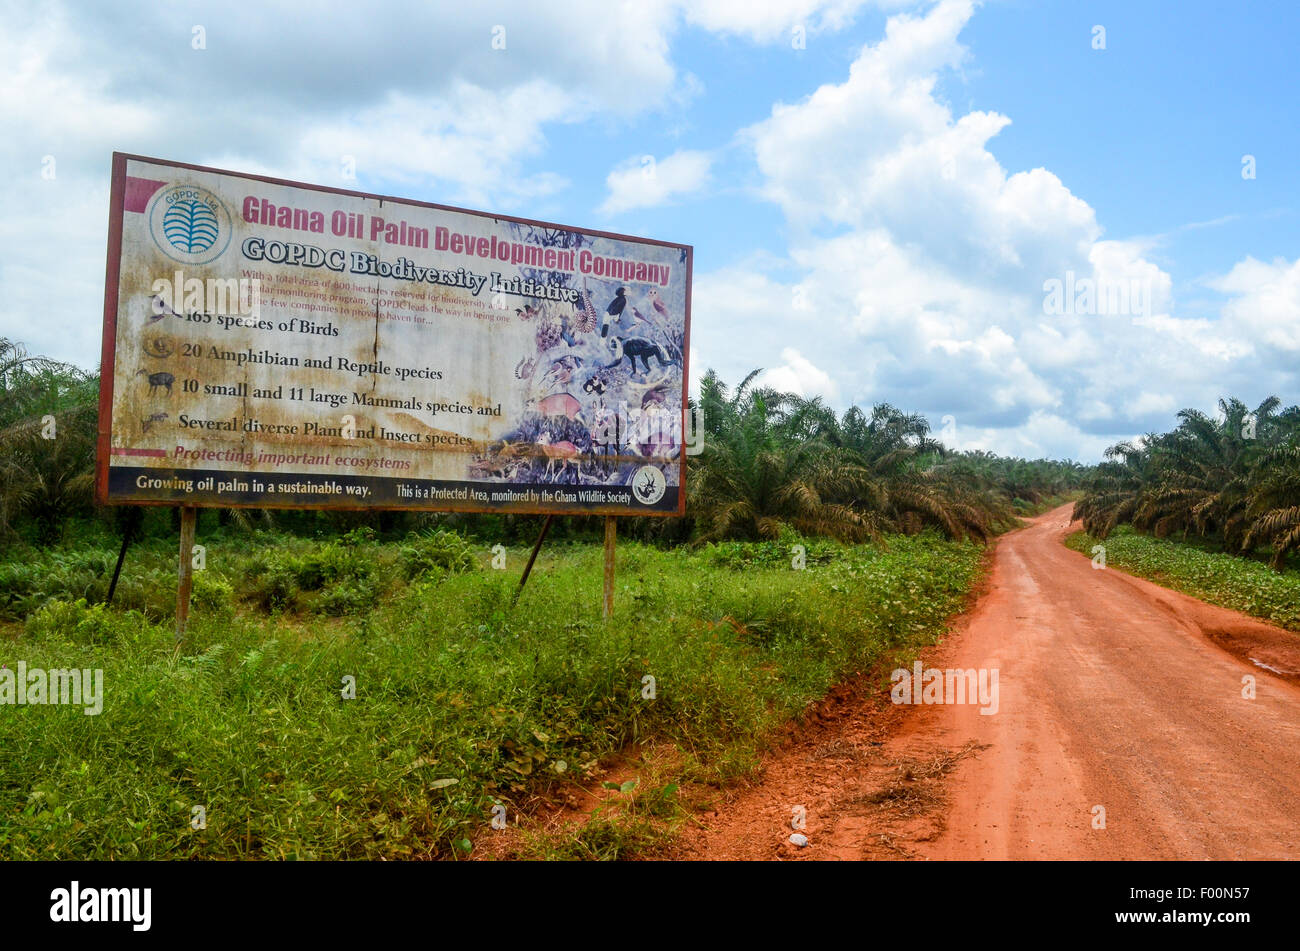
[1,527,984,859]
[0,338,98,543]
[2,337,1091,551]
[1073,396,1300,569]
[689,368,1089,543]
[0,336,1093,858]
[1064,526,1300,632]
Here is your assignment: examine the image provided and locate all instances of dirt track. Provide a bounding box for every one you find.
[673,506,1300,860]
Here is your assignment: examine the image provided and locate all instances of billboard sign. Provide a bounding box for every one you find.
[97,154,691,515]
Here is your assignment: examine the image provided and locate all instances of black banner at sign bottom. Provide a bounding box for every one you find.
[107,465,682,514]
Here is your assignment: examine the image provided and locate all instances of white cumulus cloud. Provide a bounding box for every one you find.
[599,150,713,215]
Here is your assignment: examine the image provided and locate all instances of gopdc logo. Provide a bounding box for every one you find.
[148,184,232,265]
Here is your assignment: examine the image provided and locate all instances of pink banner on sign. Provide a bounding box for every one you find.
[123,177,167,214]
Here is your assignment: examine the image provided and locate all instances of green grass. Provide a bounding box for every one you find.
[1065,526,1300,632]
[0,528,984,860]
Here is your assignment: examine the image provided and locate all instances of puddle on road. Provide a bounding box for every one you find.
[1249,657,1293,675]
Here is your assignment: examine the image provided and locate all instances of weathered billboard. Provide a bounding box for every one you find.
[97,154,691,515]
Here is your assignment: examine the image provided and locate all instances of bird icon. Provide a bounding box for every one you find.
[602,287,627,338]
[543,355,582,388]
[647,288,670,319]
[630,305,655,329]
[148,294,180,322]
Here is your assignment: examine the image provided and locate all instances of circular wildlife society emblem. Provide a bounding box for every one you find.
[632,465,667,505]
[147,184,232,265]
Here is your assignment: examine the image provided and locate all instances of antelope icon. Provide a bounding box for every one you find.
[136,370,175,396]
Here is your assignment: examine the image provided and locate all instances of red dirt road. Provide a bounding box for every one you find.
[674,506,1300,860]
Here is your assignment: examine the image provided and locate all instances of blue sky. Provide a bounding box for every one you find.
[2,0,1297,460]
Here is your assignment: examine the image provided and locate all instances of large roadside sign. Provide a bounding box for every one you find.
[96,154,691,516]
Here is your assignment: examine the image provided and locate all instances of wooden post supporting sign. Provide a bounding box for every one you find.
[603,515,616,619]
[105,507,141,607]
[175,505,196,647]
[512,514,554,606]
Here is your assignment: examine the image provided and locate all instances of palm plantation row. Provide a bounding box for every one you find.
[1073,397,1300,568]
[10,334,1296,563]
[1,337,1087,546]
[688,368,1086,542]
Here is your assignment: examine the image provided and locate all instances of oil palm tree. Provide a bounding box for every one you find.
[1135,397,1279,546]
[1073,439,1156,538]
[777,394,1004,540]
[1242,441,1300,568]
[689,371,880,541]
[0,338,99,541]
